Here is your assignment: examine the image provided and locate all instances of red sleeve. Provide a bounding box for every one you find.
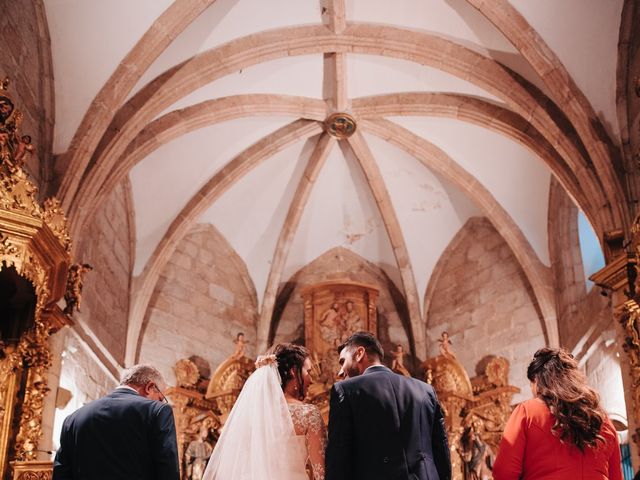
[607,422,623,480]
[492,403,527,480]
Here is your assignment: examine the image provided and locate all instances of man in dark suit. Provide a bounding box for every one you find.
[53,364,179,480]
[326,332,451,480]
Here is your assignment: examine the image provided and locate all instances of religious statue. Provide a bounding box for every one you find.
[231,332,247,360]
[13,134,33,167]
[184,424,214,480]
[438,331,456,358]
[460,417,494,480]
[342,300,362,331]
[63,263,93,315]
[320,302,342,343]
[390,344,411,377]
[174,358,200,389]
[316,338,341,386]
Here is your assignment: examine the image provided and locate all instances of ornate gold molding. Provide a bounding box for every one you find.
[10,460,53,480]
[0,78,72,478]
[616,303,640,448]
[590,213,640,458]
[422,337,519,480]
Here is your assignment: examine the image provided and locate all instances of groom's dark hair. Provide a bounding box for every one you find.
[339,331,384,360]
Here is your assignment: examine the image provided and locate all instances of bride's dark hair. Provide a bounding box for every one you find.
[527,347,606,451]
[270,343,309,399]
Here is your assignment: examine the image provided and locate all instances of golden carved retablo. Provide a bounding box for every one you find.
[422,337,519,480]
[0,78,72,480]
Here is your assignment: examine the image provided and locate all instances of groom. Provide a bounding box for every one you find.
[326,332,451,480]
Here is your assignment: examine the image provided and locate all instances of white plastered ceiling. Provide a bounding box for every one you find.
[43,0,623,354]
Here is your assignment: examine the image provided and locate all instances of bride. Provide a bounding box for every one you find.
[203,343,326,480]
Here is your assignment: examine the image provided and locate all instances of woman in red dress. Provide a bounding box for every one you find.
[493,347,623,480]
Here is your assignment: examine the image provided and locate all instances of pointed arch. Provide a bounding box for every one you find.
[67,24,620,242]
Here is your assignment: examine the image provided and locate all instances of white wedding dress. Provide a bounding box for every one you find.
[203,360,325,480]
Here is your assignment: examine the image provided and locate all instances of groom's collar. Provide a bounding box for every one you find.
[363,364,389,375]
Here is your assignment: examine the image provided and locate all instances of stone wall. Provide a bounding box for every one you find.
[272,247,415,371]
[139,224,258,386]
[425,217,546,403]
[74,180,134,364]
[0,0,53,190]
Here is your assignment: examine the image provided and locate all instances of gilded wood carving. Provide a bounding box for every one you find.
[590,213,640,458]
[0,78,72,479]
[423,334,519,480]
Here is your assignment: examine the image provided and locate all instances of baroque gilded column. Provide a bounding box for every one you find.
[0,78,73,480]
[591,218,640,469]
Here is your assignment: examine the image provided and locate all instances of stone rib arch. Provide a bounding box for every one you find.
[89,92,595,236]
[67,24,619,240]
[120,101,564,360]
[362,118,558,346]
[352,92,598,231]
[345,132,424,355]
[257,133,336,351]
[57,0,217,207]
[464,0,627,231]
[126,119,323,365]
[97,95,327,221]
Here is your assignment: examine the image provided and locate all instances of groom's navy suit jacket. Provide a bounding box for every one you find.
[53,388,179,480]
[326,365,451,480]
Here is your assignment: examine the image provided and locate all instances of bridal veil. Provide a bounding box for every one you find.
[202,356,308,480]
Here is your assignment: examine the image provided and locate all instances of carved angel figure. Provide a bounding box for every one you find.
[438,331,456,358]
[390,344,411,377]
[231,332,248,360]
[63,263,93,315]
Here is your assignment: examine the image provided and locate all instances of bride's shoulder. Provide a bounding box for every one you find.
[289,402,323,423]
[289,402,320,414]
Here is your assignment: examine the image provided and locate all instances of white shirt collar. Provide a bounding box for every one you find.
[116,385,139,394]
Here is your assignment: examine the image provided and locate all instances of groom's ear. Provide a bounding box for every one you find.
[355,346,366,363]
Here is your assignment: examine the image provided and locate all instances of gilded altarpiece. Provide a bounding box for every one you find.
[591,215,640,467]
[300,281,379,416]
[167,355,255,480]
[0,79,73,480]
[423,344,519,480]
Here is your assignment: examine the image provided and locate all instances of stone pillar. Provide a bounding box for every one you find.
[39,328,66,461]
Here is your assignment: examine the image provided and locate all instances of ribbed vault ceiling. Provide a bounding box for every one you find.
[43,0,625,363]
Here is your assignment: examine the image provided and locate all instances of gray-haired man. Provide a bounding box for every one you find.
[53,364,179,480]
